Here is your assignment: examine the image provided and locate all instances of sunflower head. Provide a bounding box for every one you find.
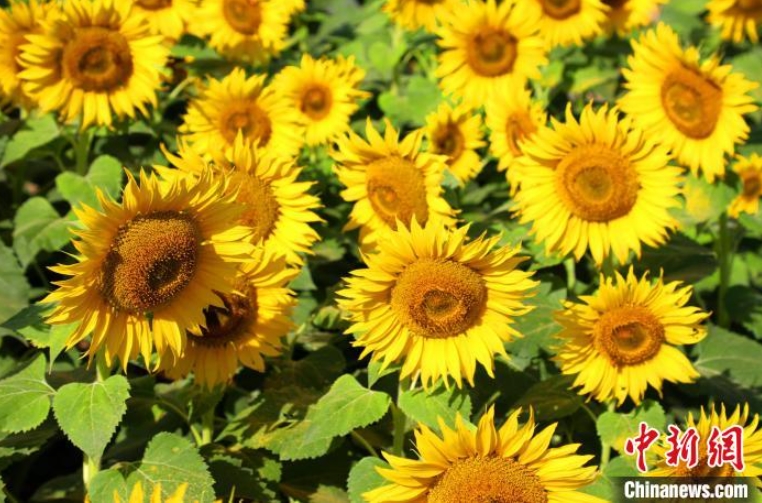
[425,101,486,185]
[707,0,762,43]
[531,0,609,48]
[116,482,189,503]
[601,0,667,35]
[130,0,196,41]
[383,0,460,31]
[729,153,762,218]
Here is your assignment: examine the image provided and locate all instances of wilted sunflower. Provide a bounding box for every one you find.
[435,0,547,108]
[619,23,759,182]
[707,0,762,43]
[180,68,303,158]
[729,153,762,218]
[425,102,486,185]
[338,220,537,389]
[364,407,603,503]
[116,482,188,503]
[129,0,195,41]
[383,0,461,32]
[601,0,666,35]
[332,119,456,250]
[523,0,608,48]
[0,0,59,107]
[513,104,681,265]
[159,136,321,265]
[193,0,290,63]
[43,171,253,368]
[272,54,369,146]
[158,249,296,387]
[554,268,708,406]
[18,0,168,129]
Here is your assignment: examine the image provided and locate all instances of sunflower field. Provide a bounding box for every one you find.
[1,0,762,501]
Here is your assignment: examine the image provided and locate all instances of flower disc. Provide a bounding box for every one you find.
[425,102,486,184]
[528,0,608,47]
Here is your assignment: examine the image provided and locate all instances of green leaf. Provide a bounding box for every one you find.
[309,485,350,503]
[596,400,666,453]
[694,325,762,388]
[581,455,638,500]
[726,286,762,339]
[505,281,565,370]
[514,374,582,421]
[347,457,388,503]
[378,76,441,126]
[0,241,30,325]
[1,114,59,167]
[12,197,73,268]
[56,155,124,210]
[732,47,762,105]
[87,155,124,198]
[86,469,129,503]
[0,355,53,433]
[398,385,471,430]
[125,432,215,503]
[52,375,130,460]
[634,233,717,284]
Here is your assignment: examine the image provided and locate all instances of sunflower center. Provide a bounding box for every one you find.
[741,172,762,197]
[596,306,665,366]
[194,288,257,347]
[223,0,262,35]
[506,113,537,156]
[135,0,173,9]
[428,456,548,503]
[737,0,762,13]
[467,29,517,77]
[432,123,465,160]
[675,456,736,479]
[62,27,133,92]
[602,0,628,9]
[99,211,199,313]
[366,155,430,228]
[220,103,272,146]
[555,144,639,222]
[541,0,582,19]
[236,173,280,243]
[392,259,486,339]
[301,85,333,120]
[661,66,722,139]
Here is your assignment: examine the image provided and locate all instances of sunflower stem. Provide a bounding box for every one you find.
[350,430,380,458]
[717,212,733,328]
[83,353,110,490]
[200,408,214,446]
[391,403,407,456]
[599,401,616,469]
[564,258,576,292]
[74,128,93,175]
[601,254,616,279]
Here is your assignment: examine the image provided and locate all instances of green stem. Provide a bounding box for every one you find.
[74,128,92,175]
[600,253,616,279]
[83,353,111,490]
[599,401,616,469]
[391,403,407,456]
[564,258,576,292]
[200,408,214,446]
[717,212,733,328]
[350,430,380,458]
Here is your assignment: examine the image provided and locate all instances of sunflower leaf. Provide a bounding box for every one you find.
[12,197,73,269]
[0,355,54,433]
[398,385,472,431]
[0,114,59,168]
[595,400,666,453]
[0,241,30,325]
[694,325,762,388]
[87,469,129,503]
[347,457,388,503]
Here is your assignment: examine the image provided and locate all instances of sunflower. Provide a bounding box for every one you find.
[129,0,196,42]
[435,0,548,108]
[425,102,486,185]
[193,0,291,64]
[554,268,709,406]
[43,170,253,368]
[272,54,369,146]
[707,0,762,43]
[18,0,168,129]
[338,220,537,389]
[364,407,603,503]
[513,103,681,266]
[729,153,762,218]
[383,0,462,32]
[159,136,322,264]
[601,0,666,35]
[157,248,296,387]
[332,119,456,250]
[0,0,59,108]
[180,67,303,158]
[619,23,759,182]
[524,0,609,48]
[116,482,188,503]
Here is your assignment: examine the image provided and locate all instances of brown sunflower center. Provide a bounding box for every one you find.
[736,0,762,13]
[661,66,722,139]
[741,171,762,198]
[506,112,537,156]
[223,0,262,35]
[135,0,172,9]
[428,456,548,503]
[99,211,200,313]
[301,85,333,120]
[674,456,736,479]
[62,27,133,92]
[366,155,429,228]
[467,28,517,77]
[220,103,272,146]
[236,173,280,243]
[596,306,665,366]
[392,259,487,339]
[541,0,582,19]
[555,144,639,222]
[194,288,257,347]
[602,0,628,9]
[431,123,465,160]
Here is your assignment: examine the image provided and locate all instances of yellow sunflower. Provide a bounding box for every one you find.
[425,102,486,185]
[364,407,604,503]
[272,54,369,146]
[129,0,196,42]
[619,23,759,182]
[159,136,322,265]
[0,0,59,108]
[523,0,608,48]
[158,248,296,387]
[601,0,666,35]
[116,483,188,503]
[193,0,291,64]
[338,220,537,389]
[554,268,709,406]
[707,0,762,43]
[435,0,548,109]
[513,104,681,266]
[18,0,168,129]
[180,67,303,158]
[43,170,253,368]
[383,0,462,32]
[332,119,456,250]
[729,153,762,218]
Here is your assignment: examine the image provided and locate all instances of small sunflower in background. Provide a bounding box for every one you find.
[158,249,297,388]
[180,68,303,158]
[272,54,369,147]
[619,23,759,182]
[364,407,604,503]
[729,153,762,218]
[338,220,537,389]
[707,0,762,43]
[424,102,486,185]
[383,0,461,32]
[116,482,188,503]
[522,0,608,48]
[331,119,456,250]
[129,0,196,42]
[18,0,168,129]
[601,0,667,35]
[513,103,681,265]
[554,268,709,406]
[43,170,253,369]
[435,0,547,108]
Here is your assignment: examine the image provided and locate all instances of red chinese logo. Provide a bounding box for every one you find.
[624,422,659,473]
